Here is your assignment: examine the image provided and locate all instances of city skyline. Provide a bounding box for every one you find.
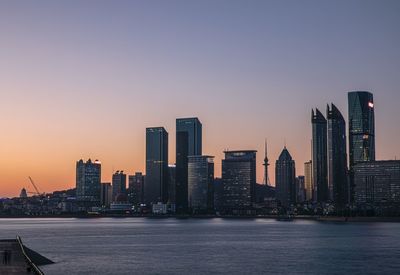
[1,1,400,197]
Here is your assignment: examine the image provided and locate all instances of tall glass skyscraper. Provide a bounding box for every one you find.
[348,91,375,202]
[327,104,348,206]
[222,150,256,212]
[175,117,202,213]
[312,108,328,202]
[275,147,296,208]
[145,127,169,206]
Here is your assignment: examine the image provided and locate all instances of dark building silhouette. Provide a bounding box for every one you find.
[112,171,126,201]
[145,127,169,206]
[188,156,214,213]
[296,176,306,203]
[312,108,328,202]
[168,165,176,208]
[327,104,348,206]
[348,91,375,201]
[128,172,144,206]
[275,147,296,208]
[76,159,101,205]
[354,161,400,205]
[175,117,202,213]
[100,182,112,207]
[213,178,224,212]
[222,150,256,212]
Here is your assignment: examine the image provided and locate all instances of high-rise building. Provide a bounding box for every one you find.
[348,91,375,202]
[296,176,306,203]
[112,171,126,201]
[188,156,214,213]
[145,127,169,206]
[176,117,202,212]
[275,147,296,208]
[304,161,313,201]
[76,159,101,204]
[128,172,144,206]
[222,150,256,211]
[168,165,176,207]
[312,108,328,202]
[100,182,112,207]
[327,104,348,206]
[354,161,400,205]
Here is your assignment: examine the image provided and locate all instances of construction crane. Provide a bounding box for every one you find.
[28,176,45,197]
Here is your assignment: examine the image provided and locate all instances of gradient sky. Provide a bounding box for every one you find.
[1,0,400,197]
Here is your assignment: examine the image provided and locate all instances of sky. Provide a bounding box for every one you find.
[1,0,400,197]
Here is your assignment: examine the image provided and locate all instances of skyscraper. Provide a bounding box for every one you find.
[112,171,126,201]
[100,182,112,207]
[145,127,169,206]
[222,150,256,212]
[168,165,176,208]
[76,159,101,205]
[275,147,296,208]
[304,160,313,201]
[312,108,328,202]
[188,155,214,213]
[348,91,375,202]
[327,104,348,206]
[128,172,144,206]
[175,117,202,213]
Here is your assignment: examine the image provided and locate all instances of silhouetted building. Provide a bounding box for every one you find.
[296,176,306,203]
[176,117,202,213]
[275,147,296,208]
[19,188,28,199]
[76,159,101,205]
[222,150,257,212]
[112,171,126,201]
[304,161,313,201]
[213,178,223,212]
[188,156,214,213]
[100,182,112,207]
[312,109,328,202]
[354,161,400,205]
[128,172,144,206]
[348,91,375,202]
[145,127,169,206]
[168,165,176,210]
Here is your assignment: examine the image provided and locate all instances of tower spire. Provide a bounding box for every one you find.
[263,138,270,186]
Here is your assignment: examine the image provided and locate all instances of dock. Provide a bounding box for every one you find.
[0,236,53,275]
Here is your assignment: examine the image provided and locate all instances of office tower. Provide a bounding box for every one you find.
[296,176,306,203]
[168,165,176,207]
[213,178,224,212]
[188,156,214,213]
[304,161,313,201]
[348,91,375,201]
[222,150,257,211]
[354,161,400,205]
[327,104,348,206]
[275,147,296,208]
[128,172,144,206]
[76,159,101,204]
[112,171,126,201]
[176,117,202,212]
[145,127,169,206]
[312,108,328,202]
[100,182,112,207]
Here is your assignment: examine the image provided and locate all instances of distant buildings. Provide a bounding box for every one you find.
[275,147,296,208]
[188,156,214,213]
[168,165,176,210]
[312,109,328,202]
[112,171,126,201]
[296,176,306,203]
[175,117,202,213]
[76,159,101,205]
[304,161,313,201]
[145,127,169,206]
[100,182,112,207]
[354,161,400,205]
[222,150,256,212]
[128,172,144,206]
[327,104,348,206]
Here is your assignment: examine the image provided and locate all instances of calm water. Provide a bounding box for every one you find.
[0,218,399,274]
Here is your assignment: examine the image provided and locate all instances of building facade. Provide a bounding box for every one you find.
[327,104,348,206]
[188,156,214,213]
[112,171,126,201]
[76,159,101,204]
[275,147,296,208]
[312,108,328,202]
[128,172,144,206]
[304,160,313,201]
[175,117,202,213]
[222,150,256,212]
[100,182,112,208]
[296,176,306,203]
[145,127,169,206]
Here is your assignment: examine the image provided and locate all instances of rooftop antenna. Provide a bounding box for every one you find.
[263,138,271,186]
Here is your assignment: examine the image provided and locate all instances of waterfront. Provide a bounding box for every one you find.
[0,218,399,274]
